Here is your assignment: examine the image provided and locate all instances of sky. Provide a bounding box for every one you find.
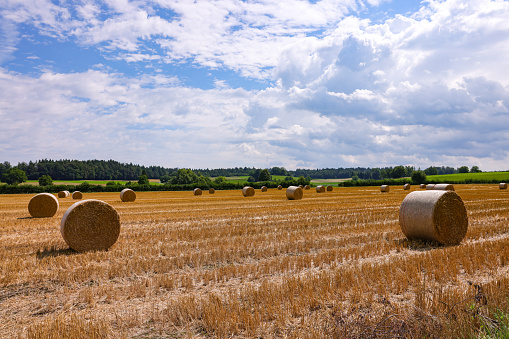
[1,0,509,171]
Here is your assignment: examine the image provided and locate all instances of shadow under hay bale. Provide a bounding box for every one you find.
[120,188,136,202]
[28,193,59,218]
[60,199,121,252]
[242,186,255,197]
[399,190,468,246]
[286,186,303,200]
[36,246,77,259]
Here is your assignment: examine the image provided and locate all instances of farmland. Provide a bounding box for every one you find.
[1,185,509,338]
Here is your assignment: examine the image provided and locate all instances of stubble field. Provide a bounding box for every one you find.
[1,185,509,338]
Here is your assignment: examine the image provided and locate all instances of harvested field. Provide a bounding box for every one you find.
[1,185,509,338]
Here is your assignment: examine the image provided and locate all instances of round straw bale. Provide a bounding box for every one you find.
[380,185,389,192]
[277,185,283,190]
[327,185,333,191]
[120,188,136,202]
[304,185,310,190]
[403,184,411,190]
[193,188,202,196]
[433,183,454,191]
[61,199,120,252]
[242,186,255,197]
[399,190,468,245]
[209,188,215,194]
[72,191,83,200]
[28,193,59,218]
[426,184,435,190]
[299,185,304,189]
[58,191,69,198]
[261,186,268,192]
[286,186,303,200]
[500,183,508,189]
[316,185,325,193]
[420,184,426,189]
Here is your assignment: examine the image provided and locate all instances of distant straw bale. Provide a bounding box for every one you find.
[327,185,333,191]
[242,186,255,197]
[420,184,426,189]
[277,185,283,190]
[403,184,411,190]
[28,193,59,218]
[299,185,304,189]
[120,188,136,202]
[380,185,390,192]
[399,190,468,245]
[286,186,303,200]
[433,184,454,191]
[58,191,70,198]
[261,186,268,192]
[193,188,202,196]
[426,184,435,190]
[304,185,310,190]
[500,183,508,189]
[72,191,83,200]
[316,185,325,193]
[209,188,215,194]
[60,199,120,252]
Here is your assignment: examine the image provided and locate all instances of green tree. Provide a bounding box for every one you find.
[1,168,27,185]
[424,166,438,175]
[392,165,406,178]
[247,176,256,182]
[214,176,227,184]
[258,169,272,181]
[284,176,293,181]
[411,170,427,184]
[470,166,481,173]
[458,166,469,173]
[172,168,198,185]
[138,174,149,185]
[38,175,53,186]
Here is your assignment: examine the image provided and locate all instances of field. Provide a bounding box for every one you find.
[1,185,509,338]
[427,171,509,182]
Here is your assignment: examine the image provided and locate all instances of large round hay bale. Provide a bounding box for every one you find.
[120,188,136,202]
[304,185,310,190]
[261,186,268,192]
[58,191,70,198]
[72,191,83,200]
[286,186,303,200]
[316,185,325,193]
[242,186,255,197]
[61,199,121,252]
[419,184,426,189]
[500,183,508,189]
[426,184,435,190]
[399,190,468,245]
[277,185,283,190]
[209,188,215,194]
[433,183,454,191]
[380,185,389,192]
[28,193,59,218]
[193,188,202,196]
[326,185,333,191]
[403,184,411,190]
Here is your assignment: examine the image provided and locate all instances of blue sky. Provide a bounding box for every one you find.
[1,0,509,171]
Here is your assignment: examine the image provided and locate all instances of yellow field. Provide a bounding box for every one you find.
[1,185,509,338]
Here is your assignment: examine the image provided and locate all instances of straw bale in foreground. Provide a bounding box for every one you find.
[500,183,508,189]
[72,191,83,200]
[28,193,59,218]
[193,188,202,196]
[286,186,303,200]
[242,186,255,197]
[399,190,468,245]
[327,185,333,191]
[261,186,268,192]
[403,184,411,190]
[380,185,389,192]
[61,199,121,252]
[120,188,136,202]
[433,183,454,191]
[316,185,325,193]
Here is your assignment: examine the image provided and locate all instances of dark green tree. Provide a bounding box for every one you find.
[470,166,481,173]
[258,169,272,181]
[1,168,27,185]
[284,176,293,181]
[247,176,256,182]
[138,174,149,185]
[424,166,438,175]
[38,175,53,186]
[214,176,227,184]
[392,165,406,178]
[458,166,469,173]
[172,168,198,185]
[411,170,427,184]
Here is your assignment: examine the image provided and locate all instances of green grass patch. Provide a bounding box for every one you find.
[427,171,509,182]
